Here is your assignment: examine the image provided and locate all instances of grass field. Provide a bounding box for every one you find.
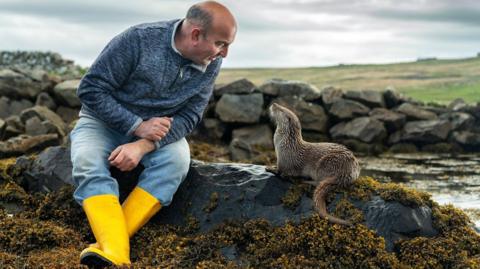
[217,57,480,104]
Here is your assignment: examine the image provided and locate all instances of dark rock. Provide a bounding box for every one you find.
[383,87,404,109]
[0,134,59,158]
[400,120,452,144]
[421,143,463,154]
[451,131,480,148]
[273,96,328,133]
[229,125,273,161]
[9,99,33,116]
[439,112,475,131]
[321,86,344,108]
[448,98,468,111]
[20,145,439,250]
[0,119,5,140]
[344,90,385,108]
[35,92,57,111]
[215,93,264,123]
[0,96,9,118]
[214,78,257,96]
[330,117,387,143]
[25,116,49,136]
[52,79,81,107]
[388,143,418,153]
[202,118,226,140]
[0,68,51,99]
[339,139,386,155]
[369,108,406,133]
[20,106,66,137]
[328,99,370,120]
[360,196,437,251]
[56,106,79,124]
[395,103,437,121]
[259,79,321,100]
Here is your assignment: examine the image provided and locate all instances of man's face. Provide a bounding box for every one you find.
[191,25,236,66]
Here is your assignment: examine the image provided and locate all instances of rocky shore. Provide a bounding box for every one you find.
[0,51,479,268]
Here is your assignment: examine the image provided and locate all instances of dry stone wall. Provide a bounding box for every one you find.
[1,51,479,159]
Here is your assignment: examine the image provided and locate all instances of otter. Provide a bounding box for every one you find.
[269,103,360,226]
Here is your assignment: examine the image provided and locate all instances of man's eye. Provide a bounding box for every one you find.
[215,42,225,48]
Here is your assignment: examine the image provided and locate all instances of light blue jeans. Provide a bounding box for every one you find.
[70,116,190,206]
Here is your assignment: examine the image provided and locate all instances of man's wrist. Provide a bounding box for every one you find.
[136,138,155,153]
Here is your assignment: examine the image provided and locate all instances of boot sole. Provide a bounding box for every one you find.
[80,252,112,269]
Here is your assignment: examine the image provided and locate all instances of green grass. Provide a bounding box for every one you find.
[217,57,480,104]
[400,81,480,104]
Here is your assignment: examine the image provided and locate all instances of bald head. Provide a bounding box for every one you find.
[186,1,236,37]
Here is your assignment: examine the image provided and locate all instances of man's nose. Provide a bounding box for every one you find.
[219,46,229,58]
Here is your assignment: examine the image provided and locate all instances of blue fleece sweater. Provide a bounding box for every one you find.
[77,19,222,148]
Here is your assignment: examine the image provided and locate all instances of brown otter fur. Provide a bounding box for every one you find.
[269,103,360,226]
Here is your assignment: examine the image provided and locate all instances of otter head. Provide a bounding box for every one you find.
[269,103,302,132]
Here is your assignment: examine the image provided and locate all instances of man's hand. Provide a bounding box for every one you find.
[134,117,173,141]
[108,139,155,171]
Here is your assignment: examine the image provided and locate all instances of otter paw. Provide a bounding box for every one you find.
[265,165,279,175]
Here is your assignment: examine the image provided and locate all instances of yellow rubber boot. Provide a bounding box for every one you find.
[80,194,131,267]
[89,187,162,249]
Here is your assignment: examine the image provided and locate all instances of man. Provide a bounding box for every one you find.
[70,1,236,267]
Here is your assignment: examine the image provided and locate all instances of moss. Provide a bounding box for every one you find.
[281,183,307,210]
[377,182,433,208]
[333,198,365,224]
[0,157,17,181]
[431,204,472,234]
[0,213,81,253]
[0,181,30,205]
[204,192,219,213]
[347,176,379,201]
[190,142,230,163]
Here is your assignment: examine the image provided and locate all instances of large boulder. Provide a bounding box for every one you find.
[215,93,264,123]
[214,78,257,96]
[259,79,321,101]
[439,112,475,131]
[330,117,387,143]
[320,86,344,108]
[328,99,370,120]
[20,106,67,137]
[369,108,406,133]
[451,131,480,148]
[395,103,437,121]
[0,134,59,158]
[53,79,81,107]
[344,90,385,108]
[273,97,329,133]
[383,87,404,109]
[18,145,439,252]
[0,68,51,99]
[399,120,452,144]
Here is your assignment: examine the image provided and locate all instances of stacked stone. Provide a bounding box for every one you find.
[0,52,82,158]
[200,78,480,160]
[0,51,84,78]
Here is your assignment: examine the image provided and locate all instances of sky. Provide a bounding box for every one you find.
[0,0,479,68]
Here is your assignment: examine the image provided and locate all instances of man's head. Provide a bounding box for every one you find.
[177,1,237,66]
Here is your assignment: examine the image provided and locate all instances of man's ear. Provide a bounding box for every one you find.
[191,28,201,44]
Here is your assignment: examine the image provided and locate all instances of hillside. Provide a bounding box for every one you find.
[217,57,480,104]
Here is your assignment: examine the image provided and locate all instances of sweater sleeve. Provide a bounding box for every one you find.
[77,28,143,135]
[154,60,222,148]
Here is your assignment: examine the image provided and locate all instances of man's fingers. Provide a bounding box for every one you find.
[108,146,122,161]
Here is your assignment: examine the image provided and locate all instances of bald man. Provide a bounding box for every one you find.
[70,1,236,267]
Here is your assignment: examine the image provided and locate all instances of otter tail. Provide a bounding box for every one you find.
[313,176,352,226]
